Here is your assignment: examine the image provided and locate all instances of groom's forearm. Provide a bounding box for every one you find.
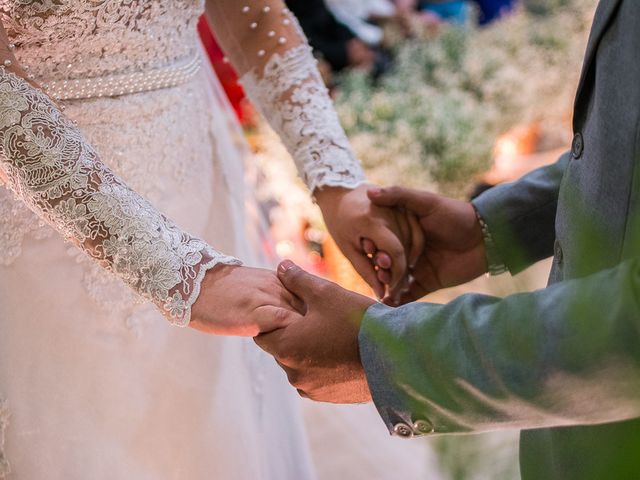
[359,258,640,437]
[472,151,570,274]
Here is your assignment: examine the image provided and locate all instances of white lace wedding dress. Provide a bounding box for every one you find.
[0,1,435,479]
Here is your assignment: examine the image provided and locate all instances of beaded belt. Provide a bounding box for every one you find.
[44,53,202,101]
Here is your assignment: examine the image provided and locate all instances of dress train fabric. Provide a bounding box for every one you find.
[0,56,314,479]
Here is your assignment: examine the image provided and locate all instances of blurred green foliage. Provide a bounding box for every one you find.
[335,0,596,198]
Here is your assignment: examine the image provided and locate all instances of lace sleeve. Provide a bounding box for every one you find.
[205,0,366,192]
[0,67,240,327]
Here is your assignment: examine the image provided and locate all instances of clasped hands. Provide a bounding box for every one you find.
[192,185,489,403]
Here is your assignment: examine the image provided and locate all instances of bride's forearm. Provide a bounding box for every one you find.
[0,25,240,326]
[204,0,366,192]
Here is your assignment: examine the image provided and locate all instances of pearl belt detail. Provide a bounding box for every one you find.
[43,53,202,101]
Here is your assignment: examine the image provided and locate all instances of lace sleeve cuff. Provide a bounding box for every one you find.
[165,248,242,326]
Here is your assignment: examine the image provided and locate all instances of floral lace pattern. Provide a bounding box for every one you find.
[0,69,239,326]
[241,44,366,192]
[0,0,204,82]
[0,72,230,327]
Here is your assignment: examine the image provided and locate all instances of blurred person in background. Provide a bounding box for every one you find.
[418,0,471,24]
[325,0,396,47]
[395,0,515,26]
[475,0,515,24]
[286,0,391,75]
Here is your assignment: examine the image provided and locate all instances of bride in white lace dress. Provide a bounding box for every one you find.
[0,1,436,478]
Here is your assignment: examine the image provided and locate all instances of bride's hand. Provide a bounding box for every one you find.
[189,265,304,336]
[315,185,424,298]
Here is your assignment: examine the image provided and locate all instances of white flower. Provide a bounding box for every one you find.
[164,291,187,319]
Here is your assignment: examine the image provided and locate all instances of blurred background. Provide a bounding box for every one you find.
[201,0,597,478]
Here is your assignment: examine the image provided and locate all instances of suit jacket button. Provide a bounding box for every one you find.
[413,419,434,435]
[393,423,414,438]
[571,132,583,159]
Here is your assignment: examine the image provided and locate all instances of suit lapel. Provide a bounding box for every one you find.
[573,0,623,126]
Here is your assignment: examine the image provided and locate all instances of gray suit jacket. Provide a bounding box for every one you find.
[359,1,640,479]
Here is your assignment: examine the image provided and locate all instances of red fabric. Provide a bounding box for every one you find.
[197,16,253,124]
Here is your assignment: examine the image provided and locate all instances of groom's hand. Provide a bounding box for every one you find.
[254,260,376,403]
[368,187,488,304]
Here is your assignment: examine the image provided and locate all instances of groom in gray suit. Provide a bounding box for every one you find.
[256,1,640,478]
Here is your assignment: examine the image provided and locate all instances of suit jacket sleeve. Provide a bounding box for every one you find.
[359,258,640,436]
[472,152,570,274]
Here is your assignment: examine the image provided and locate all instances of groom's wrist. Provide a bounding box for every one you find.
[358,302,418,433]
[472,206,508,276]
